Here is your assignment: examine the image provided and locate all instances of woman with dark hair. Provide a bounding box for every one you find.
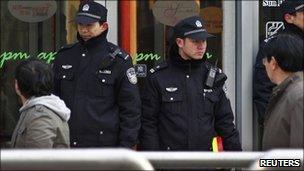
[11,58,70,148]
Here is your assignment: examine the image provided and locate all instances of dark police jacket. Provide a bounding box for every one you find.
[140,45,241,151]
[253,24,304,125]
[53,32,141,148]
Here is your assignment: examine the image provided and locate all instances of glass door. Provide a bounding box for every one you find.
[136,0,223,90]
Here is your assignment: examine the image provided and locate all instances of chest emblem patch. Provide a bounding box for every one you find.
[99,70,111,74]
[166,87,178,92]
[203,89,213,93]
[62,65,72,69]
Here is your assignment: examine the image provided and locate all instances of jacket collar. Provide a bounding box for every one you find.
[281,23,304,38]
[77,30,108,48]
[272,71,303,97]
[168,43,204,71]
[264,72,303,124]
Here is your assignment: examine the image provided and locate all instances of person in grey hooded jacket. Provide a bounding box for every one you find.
[11,58,70,148]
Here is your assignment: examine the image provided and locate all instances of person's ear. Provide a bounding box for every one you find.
[14,79,21,96]
[270,56,279,70]
[176,38,184,48]
[100,22,108,32]
[284,13,294,24]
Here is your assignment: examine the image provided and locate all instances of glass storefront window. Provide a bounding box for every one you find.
[255,0,285,150]
[1,0,225,147]
[259,0,284,41]
[0,0,80,147]
[136,0,223,89]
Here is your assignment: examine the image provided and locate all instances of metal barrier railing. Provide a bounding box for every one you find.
[141,151,264,169]
[141,149,303,170]
[1,148,154,170]
[1,148,303,170]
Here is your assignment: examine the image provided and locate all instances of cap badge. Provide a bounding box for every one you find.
[195,20,202,28]
[82,4,90,11]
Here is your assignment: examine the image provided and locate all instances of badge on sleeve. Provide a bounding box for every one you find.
[126,67,137,84]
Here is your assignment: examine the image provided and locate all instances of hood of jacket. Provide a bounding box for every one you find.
[19,94,71,121]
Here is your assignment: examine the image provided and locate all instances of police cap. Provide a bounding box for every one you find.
[75,0,107,24]
[173,16,214,40]
[281,0,304,16]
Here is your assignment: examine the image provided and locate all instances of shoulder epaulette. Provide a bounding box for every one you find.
[149,62,168,74]
[107,42,130,60]
[58,42,77,52]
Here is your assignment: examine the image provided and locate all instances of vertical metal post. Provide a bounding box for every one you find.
[222,0,236,115]
[235,0,259,151]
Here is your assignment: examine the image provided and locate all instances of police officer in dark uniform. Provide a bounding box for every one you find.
[140,16,241,151]
[53,1,141,148]
[253,0,303,148]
